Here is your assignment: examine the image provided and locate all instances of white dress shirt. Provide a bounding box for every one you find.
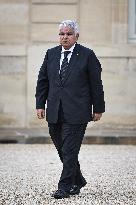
[59,44,76,72]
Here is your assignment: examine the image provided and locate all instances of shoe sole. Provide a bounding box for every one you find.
[69,190,80,195]
[54,195,70,199]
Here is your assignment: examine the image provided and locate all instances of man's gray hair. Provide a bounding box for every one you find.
[59,20,79,34]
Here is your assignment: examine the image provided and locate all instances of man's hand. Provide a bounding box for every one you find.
[93,113,102,121]
[36,109,45,119]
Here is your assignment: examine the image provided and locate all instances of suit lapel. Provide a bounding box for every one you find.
[54,45,61,85]
[62,43,81,85]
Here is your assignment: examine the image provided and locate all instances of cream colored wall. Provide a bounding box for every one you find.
[0,0,136,128]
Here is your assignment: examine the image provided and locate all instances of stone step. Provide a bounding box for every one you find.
[0,128,136,145]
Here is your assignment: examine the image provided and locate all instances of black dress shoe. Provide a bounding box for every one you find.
[79,180,87,189]
[69,185,80,195]
[69,181,87,195]
[52,189,70,199]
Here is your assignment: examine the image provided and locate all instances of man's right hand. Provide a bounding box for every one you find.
[36,109,45,119]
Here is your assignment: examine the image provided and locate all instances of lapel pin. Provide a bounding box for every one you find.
[77,53,79,56]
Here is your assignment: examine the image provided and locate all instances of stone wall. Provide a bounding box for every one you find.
[0,0,136,128]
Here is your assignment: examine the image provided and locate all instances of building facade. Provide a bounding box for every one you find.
[0,0,136,129]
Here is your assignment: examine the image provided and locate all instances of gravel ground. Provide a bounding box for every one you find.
[0,144,136,205]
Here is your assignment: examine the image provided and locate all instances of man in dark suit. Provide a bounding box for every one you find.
[35,20,105,199]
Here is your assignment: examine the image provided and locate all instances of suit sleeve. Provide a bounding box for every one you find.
[88,50,105,113]
[35,50,49,109]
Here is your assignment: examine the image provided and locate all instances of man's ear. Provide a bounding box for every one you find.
[76,33,79,39]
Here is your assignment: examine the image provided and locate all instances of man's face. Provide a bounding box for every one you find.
[59,27,78,50]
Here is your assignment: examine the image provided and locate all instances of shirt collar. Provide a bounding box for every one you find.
[61,43,76,54]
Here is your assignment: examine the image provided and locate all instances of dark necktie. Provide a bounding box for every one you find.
[60,51,71,82]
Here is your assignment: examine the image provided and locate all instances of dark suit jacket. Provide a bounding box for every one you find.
[35,43,105,124]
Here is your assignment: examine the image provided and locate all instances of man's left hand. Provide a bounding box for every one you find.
[93,113,102,121]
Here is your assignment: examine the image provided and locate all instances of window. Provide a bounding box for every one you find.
[128,0,136,42]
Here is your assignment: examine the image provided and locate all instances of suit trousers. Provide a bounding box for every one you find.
[48,101,87,191]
